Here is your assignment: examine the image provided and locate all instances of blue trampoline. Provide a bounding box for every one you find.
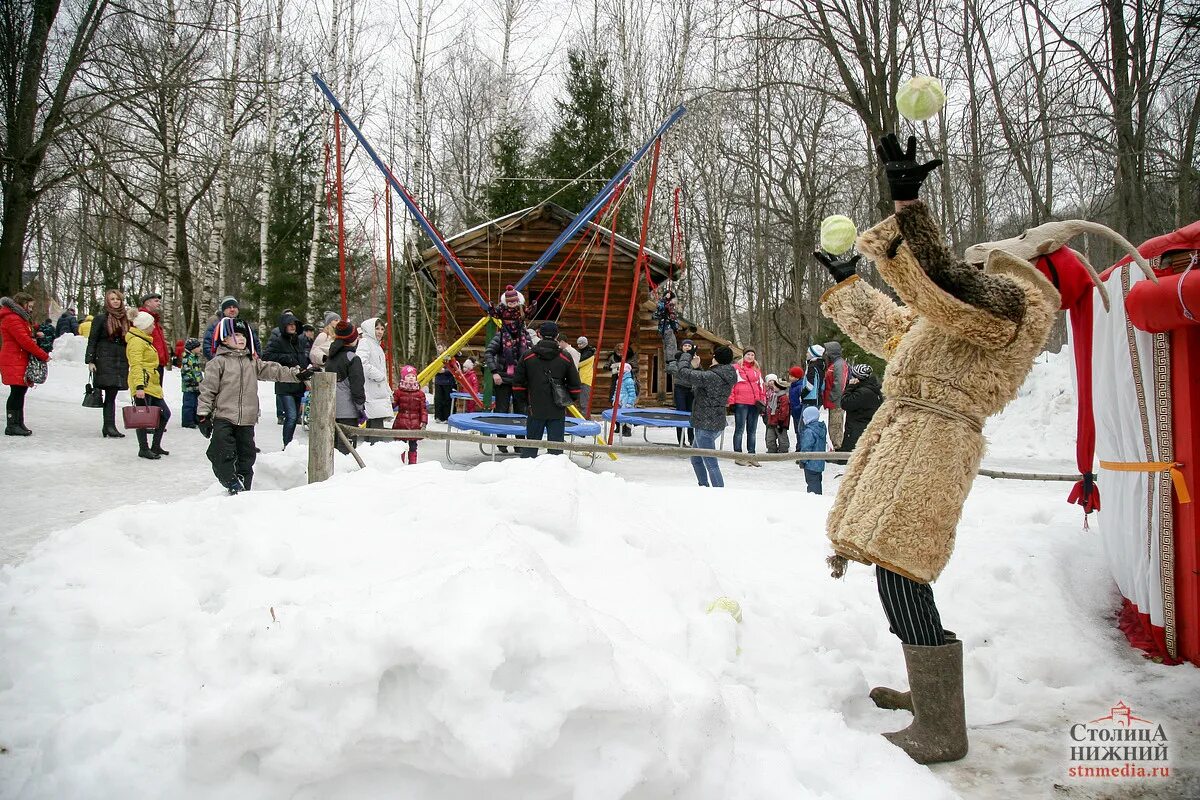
[450,391,474,414]
[600,407,716,447]
[446,412,601,465]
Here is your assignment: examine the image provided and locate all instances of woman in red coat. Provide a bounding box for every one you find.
[1,292,50,436]
[391,364,429,464]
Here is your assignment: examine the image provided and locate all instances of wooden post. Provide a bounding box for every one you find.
[308,371,336,483]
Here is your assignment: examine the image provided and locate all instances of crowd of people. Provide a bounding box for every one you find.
[2,279,880,496]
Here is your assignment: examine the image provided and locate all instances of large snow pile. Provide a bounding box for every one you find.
[2,349,1197,799]
[48,333,88,364]
[1,457,957,800]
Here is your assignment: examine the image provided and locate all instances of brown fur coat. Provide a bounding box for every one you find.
[819,203,1059,583]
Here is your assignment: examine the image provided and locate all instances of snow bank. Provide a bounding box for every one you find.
[0,457,955,800]
[49,334,88,364]
[983,347,1075,463]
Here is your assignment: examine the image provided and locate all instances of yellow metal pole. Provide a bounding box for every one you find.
[569,404,618,461]
[418,315,494,385]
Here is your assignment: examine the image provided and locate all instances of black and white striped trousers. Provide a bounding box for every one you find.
[876,565,946,646]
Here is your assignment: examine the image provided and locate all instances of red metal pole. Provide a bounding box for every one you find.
[607,139,662,442]
[588,182,625,418]
[384,182,395,383]
[334,110,348,320]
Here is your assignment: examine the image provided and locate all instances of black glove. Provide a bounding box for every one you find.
[814,251,862,283]
[876,133,942,201]
[197,416,213,439]
[296,367,314,381]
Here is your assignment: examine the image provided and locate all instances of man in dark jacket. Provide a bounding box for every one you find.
[663,330,737,487]
[839,363,883,452]
[263,311,308,447]
[324,320,366,454]
[513,321,582,457]
[56,308,79,337]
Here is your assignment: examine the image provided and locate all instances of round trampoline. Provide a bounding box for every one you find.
[601,407,692,427]
[445,412,601,464]
[450,390,475,414]
[600,407,720,447]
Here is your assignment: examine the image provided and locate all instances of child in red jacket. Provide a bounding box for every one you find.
[391,364,428,464]
[763,373,792,453]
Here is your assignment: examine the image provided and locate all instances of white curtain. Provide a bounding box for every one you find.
[1091,263,1169,630]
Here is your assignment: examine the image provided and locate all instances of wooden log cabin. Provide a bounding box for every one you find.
[417,203,738,410]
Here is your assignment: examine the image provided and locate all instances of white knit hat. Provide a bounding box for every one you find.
[133,311,155,333]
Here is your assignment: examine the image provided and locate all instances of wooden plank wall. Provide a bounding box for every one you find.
[441,216,648,411]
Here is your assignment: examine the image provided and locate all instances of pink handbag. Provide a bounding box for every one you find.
[122,404,161,430]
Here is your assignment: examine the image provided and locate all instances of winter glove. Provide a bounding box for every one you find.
[875,133,942,201]
[197,416,213,439]
[296,367,314,381]
[814,251,862,283]
[357,408,368,426]
[755,401,766,415]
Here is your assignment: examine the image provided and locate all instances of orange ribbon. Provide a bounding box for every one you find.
[1099,460,1192,504]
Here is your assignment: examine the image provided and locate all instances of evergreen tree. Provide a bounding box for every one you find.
[536,49,629,214]
[485,122,532,217]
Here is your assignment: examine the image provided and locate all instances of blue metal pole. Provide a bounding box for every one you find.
[311,72,490,311]
[513,104,686,293]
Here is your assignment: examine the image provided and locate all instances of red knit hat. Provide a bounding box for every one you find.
[334,319,358,343]
[789,366,804,379]
[503,285,522,305]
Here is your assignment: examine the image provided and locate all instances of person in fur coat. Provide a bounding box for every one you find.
[815,134,1061,766]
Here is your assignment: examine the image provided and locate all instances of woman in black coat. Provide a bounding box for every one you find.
[85,289,132,438]
[839,363,883,452]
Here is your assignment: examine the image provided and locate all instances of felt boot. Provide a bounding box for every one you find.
[5,412,30,436]
[871,630,957,711]
[882,639,968,764]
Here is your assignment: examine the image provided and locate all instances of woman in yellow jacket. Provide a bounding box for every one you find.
[127,311,172,460]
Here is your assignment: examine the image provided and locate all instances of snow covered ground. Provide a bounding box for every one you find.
[0,340,1196,799]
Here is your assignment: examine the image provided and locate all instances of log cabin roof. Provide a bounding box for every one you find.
[416,202,678,283]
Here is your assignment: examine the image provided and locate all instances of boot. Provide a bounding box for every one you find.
[238,473,252,491]
[225,476,245,495]
[5,412,30,436]
[151,428,169,456]
[871,631,957,711]
[13,409,32,435]
[881,639,968,764]
[137,429,160,460]
[408,450,417,465]
[102,402,125,438]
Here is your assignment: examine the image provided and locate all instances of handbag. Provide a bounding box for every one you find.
[550,377,573,409]
[82,382,105,408]
[122,403,161,430]
[24,358,47,385]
